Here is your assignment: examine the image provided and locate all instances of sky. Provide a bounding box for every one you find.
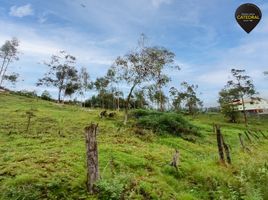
[0,0,268,107]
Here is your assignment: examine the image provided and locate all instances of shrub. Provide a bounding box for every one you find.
[132,109,200,137]
[41,90,52,101]
[96,177,127,200]
[12,90,38,98]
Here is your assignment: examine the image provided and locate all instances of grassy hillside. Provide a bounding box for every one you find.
[1,93,268,200]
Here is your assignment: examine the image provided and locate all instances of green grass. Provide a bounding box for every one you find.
[1,93,268,199]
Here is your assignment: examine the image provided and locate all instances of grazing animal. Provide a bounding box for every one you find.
[99,110,107,118]
[108,112,116,118]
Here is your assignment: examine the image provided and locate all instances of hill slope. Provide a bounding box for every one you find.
[0,93,268,200]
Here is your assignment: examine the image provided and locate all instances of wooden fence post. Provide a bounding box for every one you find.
[85,123,99,193]
[215,125,225,163]
[238,133,246,150]
[238,133,250,152]
[258,130,267,139]
[170,149,180,171]
[221,135,231,164]
[248,130,259,140]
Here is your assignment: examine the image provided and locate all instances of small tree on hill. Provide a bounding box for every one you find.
[134,89,147,109]
[41,90,52,101]
[225,69,257,127]
[170,82,203,115]
[0,38,20,87]
[218,88,240,123]
[147,84,168,110]
[37,51,79,102]
[109,35,177,124]
[145,47,179,111]
[94,77,109,109]
[3,72,19,86]
[78,67,92,106]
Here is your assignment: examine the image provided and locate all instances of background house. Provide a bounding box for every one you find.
[233,98,268,114]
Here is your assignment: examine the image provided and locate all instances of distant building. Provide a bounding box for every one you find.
[0,86,8,93]
[232,98,268,114]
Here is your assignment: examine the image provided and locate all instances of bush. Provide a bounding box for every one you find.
[12,90,38,98]
[132,109,200,137]
[96,177,128,200]
[41,90,52,101]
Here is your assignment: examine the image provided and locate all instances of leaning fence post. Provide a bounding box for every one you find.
[258,130,267,139]
[85,123,99,193]
[215,124,225,164]
[238,133,250,152]
[221,135,231,164]
[244,131,252,142]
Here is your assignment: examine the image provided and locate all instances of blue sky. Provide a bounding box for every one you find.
[0,0,268,106]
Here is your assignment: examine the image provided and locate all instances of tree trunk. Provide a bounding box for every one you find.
[117,96,120,111]
[159,91,164,112]
[0,56,7,80]
[124,83,137,125]
[0,58,11,87]
[85,123,99,194]
[58,88,62,103]
[101,94,104,109]
[241,96,248,127]
[0,56,7,79]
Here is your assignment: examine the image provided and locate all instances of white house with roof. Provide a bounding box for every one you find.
[233,98,268,114]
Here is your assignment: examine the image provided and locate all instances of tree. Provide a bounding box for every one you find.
[37,51,79,102]
[3,72,19,86]
[225,69,257,126]
[169,82,203,115]
[145,47,179,111]
[78,67,92,107]
[218,88,240,123]
[134,90,147,109]
[109,35,177,124]
[147,84,167,109]
[41,90,52,101]
[94,77,109,109]
[106,68,121,110]
[114,90,123,111]
[0,38,20,87]
[169,86,183,111]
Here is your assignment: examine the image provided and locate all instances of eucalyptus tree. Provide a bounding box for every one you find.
[109,35,177,124]
[147,84,167,110]
[0,38,20,87]
[94,77,109,109]
[78,67,92,106]
[145,47,179,111]
[218,88,240,123]
[134,89,147,109]
[225,69,257,126]
[170,82,203,114]
[37,51,79,102]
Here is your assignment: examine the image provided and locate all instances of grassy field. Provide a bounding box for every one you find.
[1,93,268,200]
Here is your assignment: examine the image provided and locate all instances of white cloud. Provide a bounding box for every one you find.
[197,69,229,86]
[151,0,172,8]
[9,4,34,18]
